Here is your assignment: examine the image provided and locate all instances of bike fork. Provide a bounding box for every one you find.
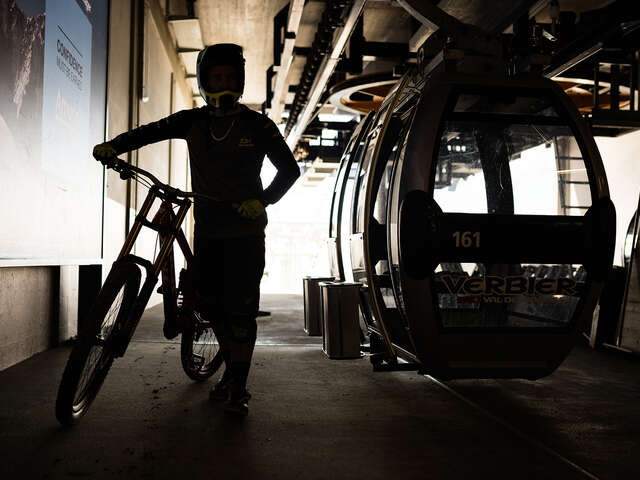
[110,187,191,358]
[112,274,158,357]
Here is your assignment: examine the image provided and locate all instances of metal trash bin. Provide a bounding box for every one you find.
[319,281,361,359]
[303,276,335,336]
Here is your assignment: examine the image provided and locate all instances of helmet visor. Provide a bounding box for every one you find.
[202,65,242,93]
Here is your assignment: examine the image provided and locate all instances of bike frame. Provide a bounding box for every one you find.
[110,184,194,357]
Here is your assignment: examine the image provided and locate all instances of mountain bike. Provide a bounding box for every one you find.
[55,158,224,425]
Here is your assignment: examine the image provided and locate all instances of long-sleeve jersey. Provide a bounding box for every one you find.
[108,104,300,238]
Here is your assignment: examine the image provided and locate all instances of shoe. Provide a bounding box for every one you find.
[209,374,232,402]
[163,320,181,340]
[224,390,251,416]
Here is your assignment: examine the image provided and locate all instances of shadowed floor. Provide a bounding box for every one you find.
[0,294,638,479]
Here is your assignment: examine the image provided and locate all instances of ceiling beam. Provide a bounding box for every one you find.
[286,0,367,150]
[146,0,194,106]
[269,0,306,124]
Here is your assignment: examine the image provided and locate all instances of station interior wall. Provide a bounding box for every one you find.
[596,130,640,266]
[0,0,190,371]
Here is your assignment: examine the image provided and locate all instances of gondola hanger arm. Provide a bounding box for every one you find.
[396,0,466,37]
[395,0,501,59]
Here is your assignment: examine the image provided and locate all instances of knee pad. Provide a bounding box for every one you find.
[196,306,229,336]
[229,315,257,344]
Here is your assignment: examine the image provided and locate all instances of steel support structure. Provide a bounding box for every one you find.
[268,0,306,123]
[286,0,367,150]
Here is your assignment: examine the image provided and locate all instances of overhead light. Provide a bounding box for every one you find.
[318,113,356,122]
[321,128,338,139]
[141,85,150,103]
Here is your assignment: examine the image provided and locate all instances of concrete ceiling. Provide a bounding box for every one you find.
[195,0,290,109]
[193,0,423,110]
[190,0,622,127]
[192,0,539,114]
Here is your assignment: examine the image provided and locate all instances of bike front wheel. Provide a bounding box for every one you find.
[55,261,141,425]
[180,311,224,381]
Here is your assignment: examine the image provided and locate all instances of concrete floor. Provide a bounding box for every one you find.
[1,294,639,479]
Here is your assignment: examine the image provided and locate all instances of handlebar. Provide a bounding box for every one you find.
[106,157,222,203]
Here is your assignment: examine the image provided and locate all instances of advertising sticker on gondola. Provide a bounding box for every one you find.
[436,267,583,309]
[440,274,578,297]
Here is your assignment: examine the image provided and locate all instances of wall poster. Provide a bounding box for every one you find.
[0,0,109,261]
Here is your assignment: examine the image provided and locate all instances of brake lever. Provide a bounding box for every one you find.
[119,169,134,180]
[106,158,132,180]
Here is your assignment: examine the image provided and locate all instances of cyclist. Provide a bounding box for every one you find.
[93,43,300,416]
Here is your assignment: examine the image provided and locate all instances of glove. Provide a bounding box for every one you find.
[92,142,117,166]
[233,199,266,220]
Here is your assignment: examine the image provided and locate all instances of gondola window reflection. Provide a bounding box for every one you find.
[430,92,594,330]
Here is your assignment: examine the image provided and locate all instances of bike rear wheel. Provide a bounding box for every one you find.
[55,261,141,425]
[181,311,224,381]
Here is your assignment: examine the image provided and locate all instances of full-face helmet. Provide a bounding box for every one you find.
[196,43,245,110]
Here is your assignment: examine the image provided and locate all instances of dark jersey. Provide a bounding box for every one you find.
[108,105,300,238]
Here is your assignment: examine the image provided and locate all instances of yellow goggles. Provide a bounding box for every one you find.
[203,90,242,109]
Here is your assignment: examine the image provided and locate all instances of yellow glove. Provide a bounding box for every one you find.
[92,142,117,165]
[233,199,265,220]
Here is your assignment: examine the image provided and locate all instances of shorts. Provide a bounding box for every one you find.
[193,234,265,320]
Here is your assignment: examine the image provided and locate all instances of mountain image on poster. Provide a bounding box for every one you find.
[0,0,45,173]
